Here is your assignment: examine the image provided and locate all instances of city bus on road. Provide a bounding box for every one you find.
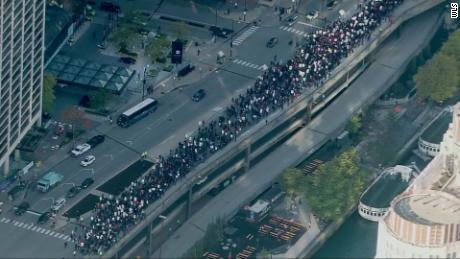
[117,98,158,128]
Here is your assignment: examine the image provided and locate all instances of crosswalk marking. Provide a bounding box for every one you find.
[232,59,267,71]
[280,26,308,37]
[0,216,73,242]
[232,26,259,46]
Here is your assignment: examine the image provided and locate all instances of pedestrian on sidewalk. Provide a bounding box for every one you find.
[197,48,200,56]
[234,2,238,8]
[73,250,76,257]
[64,241,68,248]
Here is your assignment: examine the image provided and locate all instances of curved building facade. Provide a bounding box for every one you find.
[375,191,460,258]
[375,102,460,258]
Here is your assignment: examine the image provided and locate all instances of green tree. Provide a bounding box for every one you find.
[346,114,362,135]
[61,106,91,147]
[145,35,170,62]
[440,29,460,64]
[258,248,271,259]
[170,21,190,40]
[281,168,304,200]
[42,73,57,114]
[413,53,459,103]
[109,24,139,50]
[302,148,368,221]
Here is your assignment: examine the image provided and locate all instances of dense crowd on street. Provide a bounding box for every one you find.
[77,0,403,255]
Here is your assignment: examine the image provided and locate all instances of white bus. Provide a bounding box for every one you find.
[117,98,158,127]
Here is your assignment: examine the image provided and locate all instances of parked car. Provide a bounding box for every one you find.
[209,26,232,38]
[326,0,338,9]
[266,37,279,48]
[37,211,52,224]
[287,15,298,26]
[66,186,82,198]
[119,57,137,65]
[100,2,120,13]
[81,155,96,167]
[306,10,319,20]
[178,64,195,77]
[86,135,105,148]
[192,89,206,102]
[71,143,91,157]
[7,184,25,199]
[97,43,107,49]
[51,198,66,212]
[80,178,95,189]
[14,202,30,216]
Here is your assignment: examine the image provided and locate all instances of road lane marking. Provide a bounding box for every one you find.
[31,226,38,231]
[232,26,259,46]
[18,222,25,228]
[0,217,6,223]
[54,232,61,237]
[297,21,323,29]
[40,228,47,233]
[44,230,51,235]
[13,221,20,226]
[27,224,33,230]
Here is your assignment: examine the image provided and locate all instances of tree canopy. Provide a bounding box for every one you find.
[170,21,190,40]
[145,35,170,62]
[304,149,368,221]
[281,149,369,221]
[346,114,362,135]
[413,53,459,103]
[42,73,56,114]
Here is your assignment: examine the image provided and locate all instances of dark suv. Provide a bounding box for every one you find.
[192,89,206,102]
[15,202,30,216]
[80,178,95,189]
[86,135,105,148]
[266,37,279,48]
[38,211,52,224]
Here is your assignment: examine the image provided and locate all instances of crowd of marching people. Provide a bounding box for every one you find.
[77,0,404,255]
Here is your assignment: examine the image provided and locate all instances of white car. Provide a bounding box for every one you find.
[306,10,319,21]
[51,198,66,212]
[80,155,96,167]
[71,143,91,157]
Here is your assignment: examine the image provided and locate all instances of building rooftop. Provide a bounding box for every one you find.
[394,191,460,225]
[420,111,452,144]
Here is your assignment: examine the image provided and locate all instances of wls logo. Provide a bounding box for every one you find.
[452,2,459,19]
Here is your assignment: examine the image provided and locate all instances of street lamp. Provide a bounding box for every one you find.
[142,65,149,100]
[158,215,168,259]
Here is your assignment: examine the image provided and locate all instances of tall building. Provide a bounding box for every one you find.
[0,0,46,175]
[375,103,460,258]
